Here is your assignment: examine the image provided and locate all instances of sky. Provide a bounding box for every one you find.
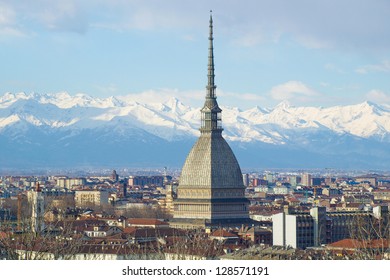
[1,0,390,109]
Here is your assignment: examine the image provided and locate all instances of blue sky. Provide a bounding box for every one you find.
[1,0,390,109]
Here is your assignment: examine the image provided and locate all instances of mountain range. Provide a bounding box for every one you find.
[1,92,390,171]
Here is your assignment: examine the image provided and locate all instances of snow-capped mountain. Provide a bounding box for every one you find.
[1,92,390,170]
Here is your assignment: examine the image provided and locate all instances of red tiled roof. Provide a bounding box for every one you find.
[209,229,238,238]
[328,238,389,249]
[127,218,168,226]
[122,227,137,234]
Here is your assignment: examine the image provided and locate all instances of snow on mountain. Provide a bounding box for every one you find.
[2,92,390,169]
[1,92,390,143]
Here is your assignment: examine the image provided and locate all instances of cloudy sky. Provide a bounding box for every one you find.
[1,0,390,109]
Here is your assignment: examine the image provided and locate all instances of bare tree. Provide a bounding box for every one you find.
[347,211,389,259]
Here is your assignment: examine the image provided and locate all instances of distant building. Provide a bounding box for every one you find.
[288,176,299,187]
[272,206,383,249]
[301,173,312,187]
[111,170,119,182]
[242,173,249,187]
[372,189,390,201]
[30,183,45,233]
[354,176,377,186]
[56,177,86,189]
[126,218,169,229]
[163,183,176,214]
[128,176,164,187]
[322,187,341,197]
[311,177,323,186]
[238,226,273,245]
[209,229,239,242]
[252,178,268,187]
[273,184,290,195]
[265,173,276,183]
[74,190,109,207]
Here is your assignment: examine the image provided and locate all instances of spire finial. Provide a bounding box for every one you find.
[201,12,223,134]
[207,10,215,98]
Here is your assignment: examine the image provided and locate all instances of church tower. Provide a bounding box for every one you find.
[31,182,45,233]
[172,13,250,229]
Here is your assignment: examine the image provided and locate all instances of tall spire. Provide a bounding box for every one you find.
[207,10,216,98]
[201,11,223,134]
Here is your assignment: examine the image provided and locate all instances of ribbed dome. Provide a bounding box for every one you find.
[179,133,244,189]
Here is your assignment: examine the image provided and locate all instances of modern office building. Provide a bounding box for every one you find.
[272,206,386,249]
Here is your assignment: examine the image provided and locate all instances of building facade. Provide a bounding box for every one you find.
[30,183,45,233]
[272,206,385,249]
[301,173,312,187]
[74,190,110,207]
[128,176,164,187]
[56,177,86,189]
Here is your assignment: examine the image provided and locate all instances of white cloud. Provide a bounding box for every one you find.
[269,81,320,103]
[0,3,13,25]
[0,2,25,37]
[0,0,88,35]
[366,90,390,104]
[1,0,390,51]
[356,60,390,74]
[21,0,88,33]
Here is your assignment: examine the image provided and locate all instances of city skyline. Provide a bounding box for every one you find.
[1,2,389,270]
[1,1,390,109]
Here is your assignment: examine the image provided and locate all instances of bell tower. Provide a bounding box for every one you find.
[31,182,45,233]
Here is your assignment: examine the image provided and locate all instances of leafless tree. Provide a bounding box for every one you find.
[347,211,389,259]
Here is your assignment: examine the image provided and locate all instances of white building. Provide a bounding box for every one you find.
[272,206,319,249]
[301,173,312,187]
[30,183,45,233]
[74,190,109,207]
[56,178,86,189]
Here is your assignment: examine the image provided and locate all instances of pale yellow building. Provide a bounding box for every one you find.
[74,190,109,207]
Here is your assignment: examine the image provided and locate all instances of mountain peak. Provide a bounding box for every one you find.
[164,96,189,114]
[1,91,390,169]
[274,100,291,110]
[357,100,383,115]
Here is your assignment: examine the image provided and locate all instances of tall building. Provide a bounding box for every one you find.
[30,183,45,233]
[111,170,119,182]
[242,173,249,187]
[301,173,312,187]
[171,13,250,229]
